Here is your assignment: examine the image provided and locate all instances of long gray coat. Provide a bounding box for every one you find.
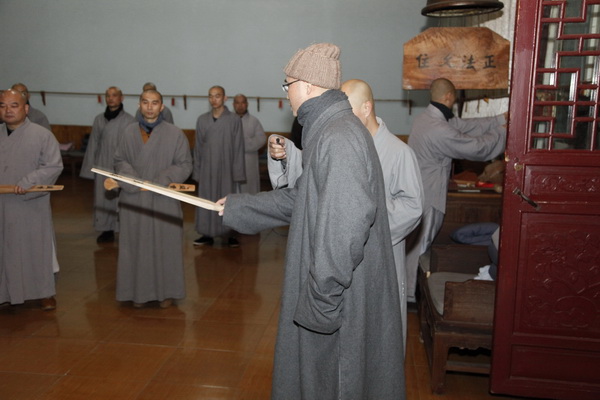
[224,90,405,400]
[80,109,135,231]
[193,107,245,237]
[239,112,266,195]
[114,121,192,303]
[0,119,63,304]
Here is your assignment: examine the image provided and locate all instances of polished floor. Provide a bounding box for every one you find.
[0,174,529,400]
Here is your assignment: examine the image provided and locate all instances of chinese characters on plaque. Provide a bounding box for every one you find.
[403,27,510,90]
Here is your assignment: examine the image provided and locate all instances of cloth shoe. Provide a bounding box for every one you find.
[97,230,115,243]
[159,298,173,308]
[41,297,56,311]
[228,237,240,248]
[193,236,214,246]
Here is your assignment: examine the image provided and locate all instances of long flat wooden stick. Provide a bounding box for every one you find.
[92,168,223,212]
[104,178,195,192]
[0,185,64,194]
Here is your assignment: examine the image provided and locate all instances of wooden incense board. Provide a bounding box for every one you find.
[403,27,510,90]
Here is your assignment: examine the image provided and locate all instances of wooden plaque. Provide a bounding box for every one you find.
[403,27,510,90]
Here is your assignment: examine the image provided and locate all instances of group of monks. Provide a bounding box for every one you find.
[1,40,507,400]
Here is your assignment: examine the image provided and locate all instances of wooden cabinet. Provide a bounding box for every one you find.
[445,191,502,224]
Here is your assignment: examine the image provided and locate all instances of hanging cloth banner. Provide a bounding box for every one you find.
[402,27,509,90]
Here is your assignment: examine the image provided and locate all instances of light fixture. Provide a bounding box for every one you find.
[421,0,504,17]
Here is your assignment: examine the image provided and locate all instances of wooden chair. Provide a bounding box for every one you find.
[417,244,496,394]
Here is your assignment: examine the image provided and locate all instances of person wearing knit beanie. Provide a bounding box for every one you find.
[283,42,341,90]
[218,42,406,399]
[282,43,343,117]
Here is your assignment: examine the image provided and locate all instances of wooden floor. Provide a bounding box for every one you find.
[0,174,530,400]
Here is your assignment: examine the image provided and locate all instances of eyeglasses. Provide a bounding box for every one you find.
[282,80,300,93]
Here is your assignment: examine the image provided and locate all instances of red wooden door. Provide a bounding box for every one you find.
[491,1,600,399]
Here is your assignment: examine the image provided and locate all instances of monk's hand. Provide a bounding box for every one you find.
[14,185,26,195]
[216,196,227,216]
[269,135,287,160]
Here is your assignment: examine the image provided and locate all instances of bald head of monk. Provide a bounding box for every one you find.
[11,83,31,101]
[0,89,29,130]
[105,86,124,111]
[341,79,379,136]
[142,82,157,91]
[430,78,456,108]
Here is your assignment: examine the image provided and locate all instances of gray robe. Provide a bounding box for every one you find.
[27,106,51,131]
[0,119,63,304]
[372,117,423,349]
[268,117,424,351]
[193,106,245,237]
[405,103,506,299]
[80,109,135,232]
[224,90,405,400]
[409,104,506,214]
[239,112,266,195]
[114,121,192,303]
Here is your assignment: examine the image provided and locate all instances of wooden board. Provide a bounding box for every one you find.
[403,27,509,90]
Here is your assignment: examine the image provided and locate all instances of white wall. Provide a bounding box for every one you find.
[0,0,433,133]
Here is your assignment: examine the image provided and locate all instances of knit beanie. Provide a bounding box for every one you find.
[283,43,341,90]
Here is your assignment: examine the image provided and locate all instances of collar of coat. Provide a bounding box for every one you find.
[430,101,454,121]
[297,89,350,148]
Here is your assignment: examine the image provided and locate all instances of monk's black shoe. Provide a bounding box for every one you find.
[228,237,240,248]
[97,230,115,243]
[193,236,214,246]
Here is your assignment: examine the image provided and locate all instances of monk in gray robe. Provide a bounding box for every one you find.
[193,86,245,248]
[11,83,51,131]
[113,89,192,308]
[0,89,63,310]
[233,94,266,195]
[406,78,507,302]
[80,86,135,243]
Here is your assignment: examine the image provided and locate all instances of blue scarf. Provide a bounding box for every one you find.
[137,112,163,134]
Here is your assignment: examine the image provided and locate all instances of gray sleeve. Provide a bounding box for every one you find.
[268,137,303,189]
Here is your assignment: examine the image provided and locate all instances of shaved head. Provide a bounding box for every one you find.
[1,89,27,103]
[341,79,374,112]
[0,89,30,129]
[430,78,456,103]
[105,86,124,110]
[233,94,248,116]
[139,89,162,103]
[106,86,123,97]
[210,85,226,97]
[341,79,379,136]
[142,82,157,91]
[11,83,30,100]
